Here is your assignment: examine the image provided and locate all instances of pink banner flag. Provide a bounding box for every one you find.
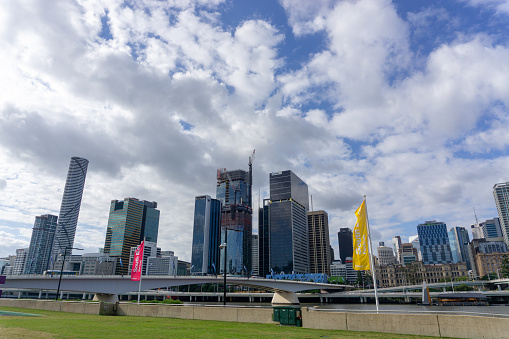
[131,240,145,281]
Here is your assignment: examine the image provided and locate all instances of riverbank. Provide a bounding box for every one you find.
[0,306,429,339]
[1,299,509,338]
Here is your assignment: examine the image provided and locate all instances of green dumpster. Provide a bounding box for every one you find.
[273,306,302,327]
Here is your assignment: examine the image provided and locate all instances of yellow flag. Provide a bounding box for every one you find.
[353,200,370,270]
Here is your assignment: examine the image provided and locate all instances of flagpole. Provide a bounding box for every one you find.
[364,195,379,313]
[137,237,145,305]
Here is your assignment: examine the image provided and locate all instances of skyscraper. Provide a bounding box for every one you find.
[25,214,58,274]
[493,182,509,246]
[103,197,160,275]
[392,236,402,263]
[217,168,252,275]
[251,234,259,276]
[52,157,89,258]
[266,170,309,274]
[337,228,353,264]
[448,226,471,269]
[191,195,222,275]
[480,217,503,239]
[308,210,331,275]
[258,199,270,276]
[417,220,453,265]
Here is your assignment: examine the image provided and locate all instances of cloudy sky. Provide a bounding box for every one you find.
[1,0,509,261]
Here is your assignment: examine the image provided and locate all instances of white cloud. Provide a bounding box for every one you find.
[462,0,509,15]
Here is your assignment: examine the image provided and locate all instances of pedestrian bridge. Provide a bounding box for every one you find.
[2,275,348,304]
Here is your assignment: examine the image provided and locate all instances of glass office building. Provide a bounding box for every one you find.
[266,170,310,274]
[25,214,58,274]
[338,228,353,264]
[191,195,222,275]
[103,197,159,275]
[258,199,270,276]
[417,220,453,265]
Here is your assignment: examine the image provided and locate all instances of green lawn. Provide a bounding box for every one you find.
[0,306,439,338]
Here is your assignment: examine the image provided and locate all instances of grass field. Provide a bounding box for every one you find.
[0,306,440,338]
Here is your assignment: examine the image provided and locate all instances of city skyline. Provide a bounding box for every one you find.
[2,1,509,262]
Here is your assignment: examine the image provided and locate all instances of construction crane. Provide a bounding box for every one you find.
[248,149,255,208]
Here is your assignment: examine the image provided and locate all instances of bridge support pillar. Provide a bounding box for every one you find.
[93,293,119,303]
[498,285,502,291]
[18,290,22,299]
[38,290,42,299]
[271,291,300,305]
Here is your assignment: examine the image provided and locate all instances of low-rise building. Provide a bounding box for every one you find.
[375,261,468,288]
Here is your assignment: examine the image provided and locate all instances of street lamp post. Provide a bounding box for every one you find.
[219,242,227,306]
[55,247,83,301]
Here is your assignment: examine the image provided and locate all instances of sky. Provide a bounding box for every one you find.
[1,0,509,261]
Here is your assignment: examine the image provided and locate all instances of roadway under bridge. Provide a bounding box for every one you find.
[1,275,348,304]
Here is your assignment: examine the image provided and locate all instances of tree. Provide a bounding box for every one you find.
[501,254,509,278]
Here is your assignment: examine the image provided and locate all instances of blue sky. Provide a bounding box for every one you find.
[1,0,509,261]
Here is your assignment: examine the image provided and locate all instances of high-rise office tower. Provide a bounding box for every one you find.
[400,243,418,265]
[493,182,509,246]
[191,195,222,275]
[448,227,471,269]
[308,210,331,275]
[217,168,252,275]
[52,157,89,258]
[480,218,503,239]
[258,199,270,276]
[139,201,160,243]
[25,214,58,274]
[266,170,309,274]
[392,236,402,263]
[337,228,353,264]
[251,234,259,276]
[417,220,453,265]
[103,197,160,275]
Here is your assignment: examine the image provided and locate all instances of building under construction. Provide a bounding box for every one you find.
[216,151,254,275]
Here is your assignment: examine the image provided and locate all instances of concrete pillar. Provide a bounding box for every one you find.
[46,292,49,299]
[82,293,87,300]
[360,297,364,303]
[128,295,132,300]
[320,296,323,303]
[38,290,42,299]
[498,285,502,291]
[18,291,22,298]
[60,291,64,299]
[443,287,446,292]
[272,291,300,305]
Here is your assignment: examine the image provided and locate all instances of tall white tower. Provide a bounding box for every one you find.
[52,157,89,258]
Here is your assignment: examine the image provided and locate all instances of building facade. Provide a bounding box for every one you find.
[392,236,402,263]
[417,220,453,265]
[251,234,259,276]
[377,245,396,266]
[25,214,58,274]
[447,226,471,269]
[12,248,28,275]
[337,228,353,264]
[493,182,509,246]
[52,157,89,258]
[217,168,253,275]
[475,252,508,277]
[103,197,159,275]
[481,218,503,239]
[266,170,309,274]
[375,262,468,288]
[191,195,222,275]
[308,210,331,275]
